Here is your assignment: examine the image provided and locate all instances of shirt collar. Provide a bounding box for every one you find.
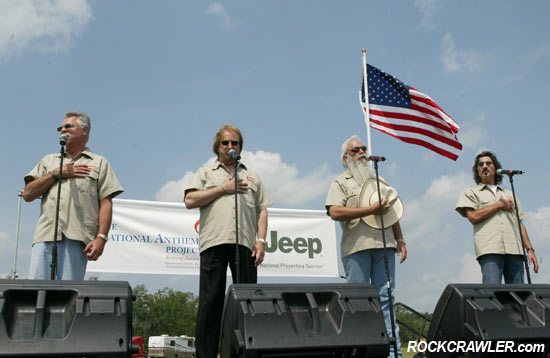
[61,147,94,160]
[477,182,503,191]
[212,159,247,171]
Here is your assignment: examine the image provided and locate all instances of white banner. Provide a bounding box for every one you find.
[88,199,339,277]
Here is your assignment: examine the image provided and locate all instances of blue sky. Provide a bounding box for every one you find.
[1,0,549,313]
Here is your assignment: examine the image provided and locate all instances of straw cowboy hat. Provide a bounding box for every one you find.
[358,178,403,229]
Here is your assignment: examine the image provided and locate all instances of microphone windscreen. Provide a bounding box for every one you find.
[59,134,68,145]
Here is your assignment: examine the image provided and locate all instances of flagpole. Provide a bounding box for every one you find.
[361,48,373,157]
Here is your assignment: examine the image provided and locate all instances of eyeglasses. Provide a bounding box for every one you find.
[221,140,239,146]
[477,161,493,167]
[350,146,367,153]
[57,123,73,132]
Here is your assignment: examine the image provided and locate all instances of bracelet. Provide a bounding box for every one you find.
[220,185,227,195]
[50,170,58,181]
[527,248,535,253]
[97,233,106,240]
[397,239,406,244]
[258,238,266,244]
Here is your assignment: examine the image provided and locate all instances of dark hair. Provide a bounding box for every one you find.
[212,124,243,156]
[473,151,502,185]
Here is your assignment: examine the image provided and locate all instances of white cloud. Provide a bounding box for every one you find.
[413,0,441,29]
[402,172,471,249]
[241,150,336,207]
[458,112,489,149]
[397,270,453,312]
[525,206,550,282]
[155,171,196,203]
[454,253,481,283]
[155,150,337,207]
[205,3,232,28]
[0,0,91,59]
[441,33,486,73]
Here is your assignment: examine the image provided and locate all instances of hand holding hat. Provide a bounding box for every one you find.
[359,178,403,229]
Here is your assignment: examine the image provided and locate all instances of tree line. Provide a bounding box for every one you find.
[130,285,431,350]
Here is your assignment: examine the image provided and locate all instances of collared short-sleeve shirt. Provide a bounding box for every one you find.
[25,148,123,245]
[456,183,525,258]
[325,170,396,258]
[185,160,273,253]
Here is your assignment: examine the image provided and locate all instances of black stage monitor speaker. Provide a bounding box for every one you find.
[221,283,389,358]
[0,279,133,357]
[427,284,550,358]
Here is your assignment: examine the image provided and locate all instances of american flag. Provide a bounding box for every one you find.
[361,64,462,161]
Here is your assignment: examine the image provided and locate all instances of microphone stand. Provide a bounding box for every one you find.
[50,141,66,280]
[233,157,240,284]
[373,159,398,358]
[505,173,531,284]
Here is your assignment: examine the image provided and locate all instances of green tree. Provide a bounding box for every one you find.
[395,305,432,346]
[396,304,432,345]
[132,285,199,351]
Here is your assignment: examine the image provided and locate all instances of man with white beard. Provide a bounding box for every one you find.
[325,135,407,358]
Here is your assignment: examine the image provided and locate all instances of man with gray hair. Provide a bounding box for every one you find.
[23,111,123,280]
[325,135,407,358]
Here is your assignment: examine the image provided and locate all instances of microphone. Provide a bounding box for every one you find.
[497,169,524,175]
[367,155,386,162]
[59,134,68,146]
[228,149,241,160]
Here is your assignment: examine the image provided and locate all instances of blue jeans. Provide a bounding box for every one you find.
[477,254,524,284]
[28,236,88,280]
[343,249,401,358]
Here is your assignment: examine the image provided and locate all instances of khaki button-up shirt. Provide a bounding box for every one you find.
[185,160,273,253]
[456,183,525,258]
[25,148,123,245]
[325,170,396,258]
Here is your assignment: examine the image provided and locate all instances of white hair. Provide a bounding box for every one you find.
[65,111,91,142]
[341,135,362,168]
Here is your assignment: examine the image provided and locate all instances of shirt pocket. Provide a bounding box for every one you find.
[345,187,361,207]
[478,199,492,209]
[76,170,99,196]
[204,174,226,189]
[244,182,258,208]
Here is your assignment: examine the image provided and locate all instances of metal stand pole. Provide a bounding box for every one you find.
[233,159,240,284]
[10,191,23,279]
[507,175,531,284]
[373,160,399,357]
[50,145,65,280]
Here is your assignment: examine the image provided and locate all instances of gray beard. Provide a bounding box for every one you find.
[346,156,376,186]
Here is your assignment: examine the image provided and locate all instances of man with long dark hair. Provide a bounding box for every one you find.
[456,151,538,283]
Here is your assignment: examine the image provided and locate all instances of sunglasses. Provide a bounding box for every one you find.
[221,140,239,146]
[57,123,74,132]
[350,146,367,153]
[477,161,493,167]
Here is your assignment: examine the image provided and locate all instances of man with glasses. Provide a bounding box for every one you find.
[325,135,406,358]
[184,124,272,358]
[23,111,123,280]
[456,151,538,283]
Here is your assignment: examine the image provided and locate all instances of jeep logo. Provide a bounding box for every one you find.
[265,230,322,258]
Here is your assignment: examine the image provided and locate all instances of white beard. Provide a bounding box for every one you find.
[345,155,376,186]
